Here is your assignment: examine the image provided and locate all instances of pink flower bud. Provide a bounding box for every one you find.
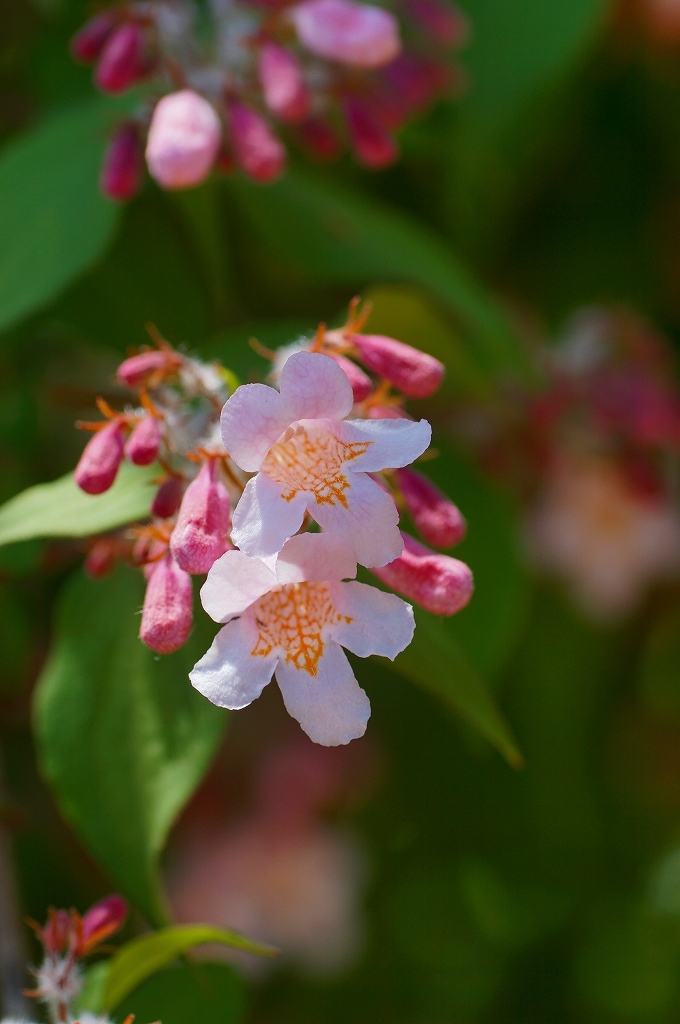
[80,895,128,953]
[41,909,71,954]
[170,460,231,574]
[100,123,143,202]
[228,102,286,183]
[342,97,398,168]
[85,539,119,578]
[402,0,468,46]
[379,54,452,127]
[95,21,149,94]
[75,419,126,495]
[125,415,161,465]
[146,90,222,190]
[140,553,193,654]
[70,10,121,63]
[152,476,184,518]
[367,404,411,419]
[296,115,343,161]
[350,333,444,398]
[259,43,310,123]
[327,352,373,401]
[117,349,177,388]
[371,532,473,615]
[395,467,466,548]
[291,0,401,68]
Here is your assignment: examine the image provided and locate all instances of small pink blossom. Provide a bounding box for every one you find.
[229,102,286,183]
[125,415,161,466]
[94,21,149,94]
[140,552,193,653]
[74,419,126,495]
[190,532,414,744]
[259,43,310,123]
[170,459,231,574]
[146,90,222,190]
[350,333,444,398]
[395,466,466,548]
[117,349,180,388]
[371,531,473,615]
[221,351,431,566]
[100,123,143,202]
[80,895,127,953]
[291,0,401,68]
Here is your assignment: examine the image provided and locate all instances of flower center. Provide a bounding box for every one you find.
[262,424,371,507]
[250,582,351,675]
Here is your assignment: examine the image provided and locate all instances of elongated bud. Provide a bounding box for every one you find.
[146,90,222,190]
[75,419,126,495]
[296,115,342,161]
[152,475,184,518]
[70,10,121,63]
[101,122,143,201]
[342,96,397,168]
[350,333,444,398]
[327,352,372,401]
[95,21,149,94]
[41,909,71,954]
[125,415,161,465]
[380,54,452,126]
[170,460,231,573]
[291,0,401,68]
[80,895,128,953]
[140,553,193,653]
[228,101,286,183]
[85,539,119,578]
[259,43,310,123]
[395,466,466,548]
[372,532,473,615]
[117,349,178,388]
[403,0,468,45]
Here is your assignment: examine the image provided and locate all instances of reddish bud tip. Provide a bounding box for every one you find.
[140,553,193,654]
[41,909,71,954]
[70,10,121,63]
[75,419,126,495]
[259,43,310,123]
[350,333,444,398]
[395,466,466,548]
[372,532,473,615]
[296,115,343,161]
[342,97,398,169]
[117,350,176,388]
[291,0,401,68]
[100,123,143,202]
[85,539,120,578]
[146,90,222,190]
[125,415,161,466]
[327,352,373,401]
[95,21,149,95]
[81,895,128,953]
[151,476,184,518]
[229,101,286,183]
[170,460,231,574]
[402,0,469,46]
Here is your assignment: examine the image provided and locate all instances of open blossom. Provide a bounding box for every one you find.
[222,351,431,567]
[190,532,414,744]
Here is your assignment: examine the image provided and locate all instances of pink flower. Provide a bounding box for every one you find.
[342,96,398,168]
[371,531,473,615]
[146,90,222,190]
[94,21,149,94]
[70,10,121,63]
[117,349,181,388]
[221,351,431,566]
[74,419,126,495]
[140,552,193,653]
[350,333,444,398]
[291,0,401,68]
[100,123,143,202]
[80,895,127,954]
[228,102,286,183]
[395,466,466,548]
[259,43,310,123]
[190,533,414,744]
[125,415,161,466]
[170,459,231,574]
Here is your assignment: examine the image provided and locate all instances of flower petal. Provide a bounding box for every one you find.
[275,641,370,745]
[231,472,308,558]
[331,580,414,658]
[190,615,276,709]
[312,471,403,567]
[280,351,354,422]
[221,383,291,471]
[200,549,278,623]
[335,417,431,472]
[275,532,357,584]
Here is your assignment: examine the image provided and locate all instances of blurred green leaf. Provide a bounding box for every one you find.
[650,846,680,916]
[0,462,157,547]
[34,565,227,925]
[105,926,276,1012]
[639,599,680,724]
[0,98,120,334]
[116,962,246,1024]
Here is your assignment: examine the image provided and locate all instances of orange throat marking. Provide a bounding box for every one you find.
[250,582,351,676]
[262,425,371,507]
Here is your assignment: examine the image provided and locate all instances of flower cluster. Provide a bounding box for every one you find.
[69,0,468,199]
[74,301,472,744]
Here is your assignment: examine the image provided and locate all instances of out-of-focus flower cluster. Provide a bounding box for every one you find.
[70,0,468,200]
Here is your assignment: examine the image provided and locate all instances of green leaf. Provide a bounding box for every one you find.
[0,98,121,334]
[116,962,246,1024]
[0,462,157,547]
[105,925,277,1012]
[33,565,227,926]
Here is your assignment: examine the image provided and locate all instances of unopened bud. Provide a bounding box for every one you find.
[41,909,71,954]
[100,123,143,202]
[342,97,398,168]
[350,333,444,398]
[146,90,222,190]
[229,101,286,183]
[327,352,372,401]
[70,10,121,63]
[170,459,231,574]
[259,43,310,123]
[296,115,342,161]
[372,532,473,615]
[75,419,126,495]
[291,0,401,68]
[95,21,149,94]
[367,404,411,419]
[140,553,193,653]
[125,415,161,466]
[85,539,119,578]
[403,0,468,45]
[395,466,466,547]
[117,349,178,388]
[380,54,452,126]
[80,895,128,953]
[151,476,184,518]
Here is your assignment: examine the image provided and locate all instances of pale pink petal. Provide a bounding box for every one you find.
[221,383,291,472]
[330,580,414,658]
[275,533,357,584]
[275,642,370,745]
[279,351,354,422]
[200,549,277,623]
[312,471,402,567]
[335,417,431,471]
[291,0,401,69]
[231,472,308,557]
[190,614,276,709]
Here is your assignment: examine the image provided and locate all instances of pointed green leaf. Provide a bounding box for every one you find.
[116,962,246,1024]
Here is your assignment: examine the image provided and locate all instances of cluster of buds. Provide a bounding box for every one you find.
[23,896,128,1024]
[73,300,472,744]
[69,0,468,200]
